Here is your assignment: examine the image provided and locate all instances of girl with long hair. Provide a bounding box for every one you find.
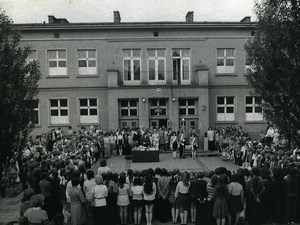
[143,173,156,225]
[131,176,143,225]
[175,171,190,225]
[117,172,130,225]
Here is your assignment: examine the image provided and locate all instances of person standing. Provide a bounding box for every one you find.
[92,175,108,225]
[213,176,228,225]
[131,176,144,225]
[207,128,215,151]
[194,172,208,225]
[157,168,171,223]
[103,133,111,158]
[190,133,197,159]
[175,171,190,225]
[117,173,130,225]
[178,131,186,158]
[143,173,156,225]
[170,132,178,159]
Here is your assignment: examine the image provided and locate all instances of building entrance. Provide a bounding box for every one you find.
[150,119,168,129]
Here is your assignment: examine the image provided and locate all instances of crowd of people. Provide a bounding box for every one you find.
[2,124,300,225]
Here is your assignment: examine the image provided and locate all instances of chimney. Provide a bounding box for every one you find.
[114,11,121,23]
[48,15,56,24]
[186,11,194,23]
[240,16,251,23]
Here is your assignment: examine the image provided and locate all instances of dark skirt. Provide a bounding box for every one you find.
[213,197,228,219]
[176,193,190,210]
[228,195,243,213]
[132,199,143,208]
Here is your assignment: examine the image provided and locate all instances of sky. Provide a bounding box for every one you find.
[0,0,256,24]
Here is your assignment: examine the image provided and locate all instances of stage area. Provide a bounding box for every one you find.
[95,153,239,173]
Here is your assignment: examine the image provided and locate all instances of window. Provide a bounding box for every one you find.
[26,100,39,125]
[28,50,37,63]
[245,96,263,121]
[172,49,190,85]
[148,49,166,85]
[150,99,167,116]
[48,50,67,76]
[217,48,235,74]
[217,96,235,121]
[245,51,253,74]
[120,100,138,117]
[78,50,97,75]
[79,98,98,124]
[49,99,69,124]
[179,99,196,115]
[123,49,141,85]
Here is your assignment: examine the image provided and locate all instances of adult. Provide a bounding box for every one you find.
[194,172,208,225]
[20,188,35,217]
[69,177,87,225]
[157,168,171,223]
[213,175,228,225]
[92,175,108,225]
[170,132,178,159]
[97,160,110,175]
[207,127,215,151]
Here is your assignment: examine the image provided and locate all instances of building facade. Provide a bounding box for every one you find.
[17,12,266,148]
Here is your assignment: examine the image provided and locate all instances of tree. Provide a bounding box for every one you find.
[246,0,300,144]
[0,10,41,184]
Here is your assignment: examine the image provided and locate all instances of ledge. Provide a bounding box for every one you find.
[48,124,70,127]
[244,121,266,124]
[215,121,238,124]
[76,75,99,78]
[46,75,69,79]
[215,73,238,76]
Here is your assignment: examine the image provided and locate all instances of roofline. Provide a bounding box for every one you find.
[13,21,256,31]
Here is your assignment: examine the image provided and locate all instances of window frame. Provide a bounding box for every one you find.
[47,49,68,76]
[123,49,141,85]
[216,48,235,74]
[119,99,139,117]
[178,99,196,116]
[77,49,97,76]
[172,48,191,85]
[26,99,40,126]
[216,96,236,122]
[147,49,166,85]
[49,98,70,125]
[149,98,168,116]
[245,96,264,122]
[78,98,99,124]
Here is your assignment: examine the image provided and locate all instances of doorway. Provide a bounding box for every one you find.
[150,119,168,129]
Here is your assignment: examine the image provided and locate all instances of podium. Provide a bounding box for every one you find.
[132,147,159,163]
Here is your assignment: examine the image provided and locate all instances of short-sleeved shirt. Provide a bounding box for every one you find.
[92,185,108,207]
[228,182,243,196]
[24,208,48,224]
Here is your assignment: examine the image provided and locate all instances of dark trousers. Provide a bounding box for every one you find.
[196,201,207,225]
[94,206,107,225]
[179,145,185,158]
[157,198,170,223]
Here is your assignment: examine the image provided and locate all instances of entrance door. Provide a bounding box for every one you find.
[179,119,198,140]
[158,119,168,128]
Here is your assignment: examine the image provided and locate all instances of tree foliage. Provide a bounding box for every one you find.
[0,10,41,168]
[246,0,300,143]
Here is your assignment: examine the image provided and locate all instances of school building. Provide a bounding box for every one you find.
[17,11,267,147]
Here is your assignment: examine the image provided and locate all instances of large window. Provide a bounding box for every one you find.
[150,99,167,116]
[78,50,97,75]
[48,50,67,76]
[50,99,69,124]
[217,48,235,74]
[217,96,235,121]
[245,96,263,121]
[26,100,39,125]
[179,99,196,115]
[79,98,98,124]
[123,49,141,85]
[172,49,190,85]
[120,100,138,117]
[148,49,166,85]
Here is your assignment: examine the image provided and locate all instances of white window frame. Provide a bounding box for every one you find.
[147,49,166,85]
[150,99,167,116]
[48,49,67,76]
[217,96,235,122]
[49,98,69,125]
[172,48,191,85]
[179,99,196,116]
[123,49,141,85]
[120,100,138,117]
[79,98,99,124]
[77,49,97,75]
[217,48,235,74]
[245,96,263,121]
